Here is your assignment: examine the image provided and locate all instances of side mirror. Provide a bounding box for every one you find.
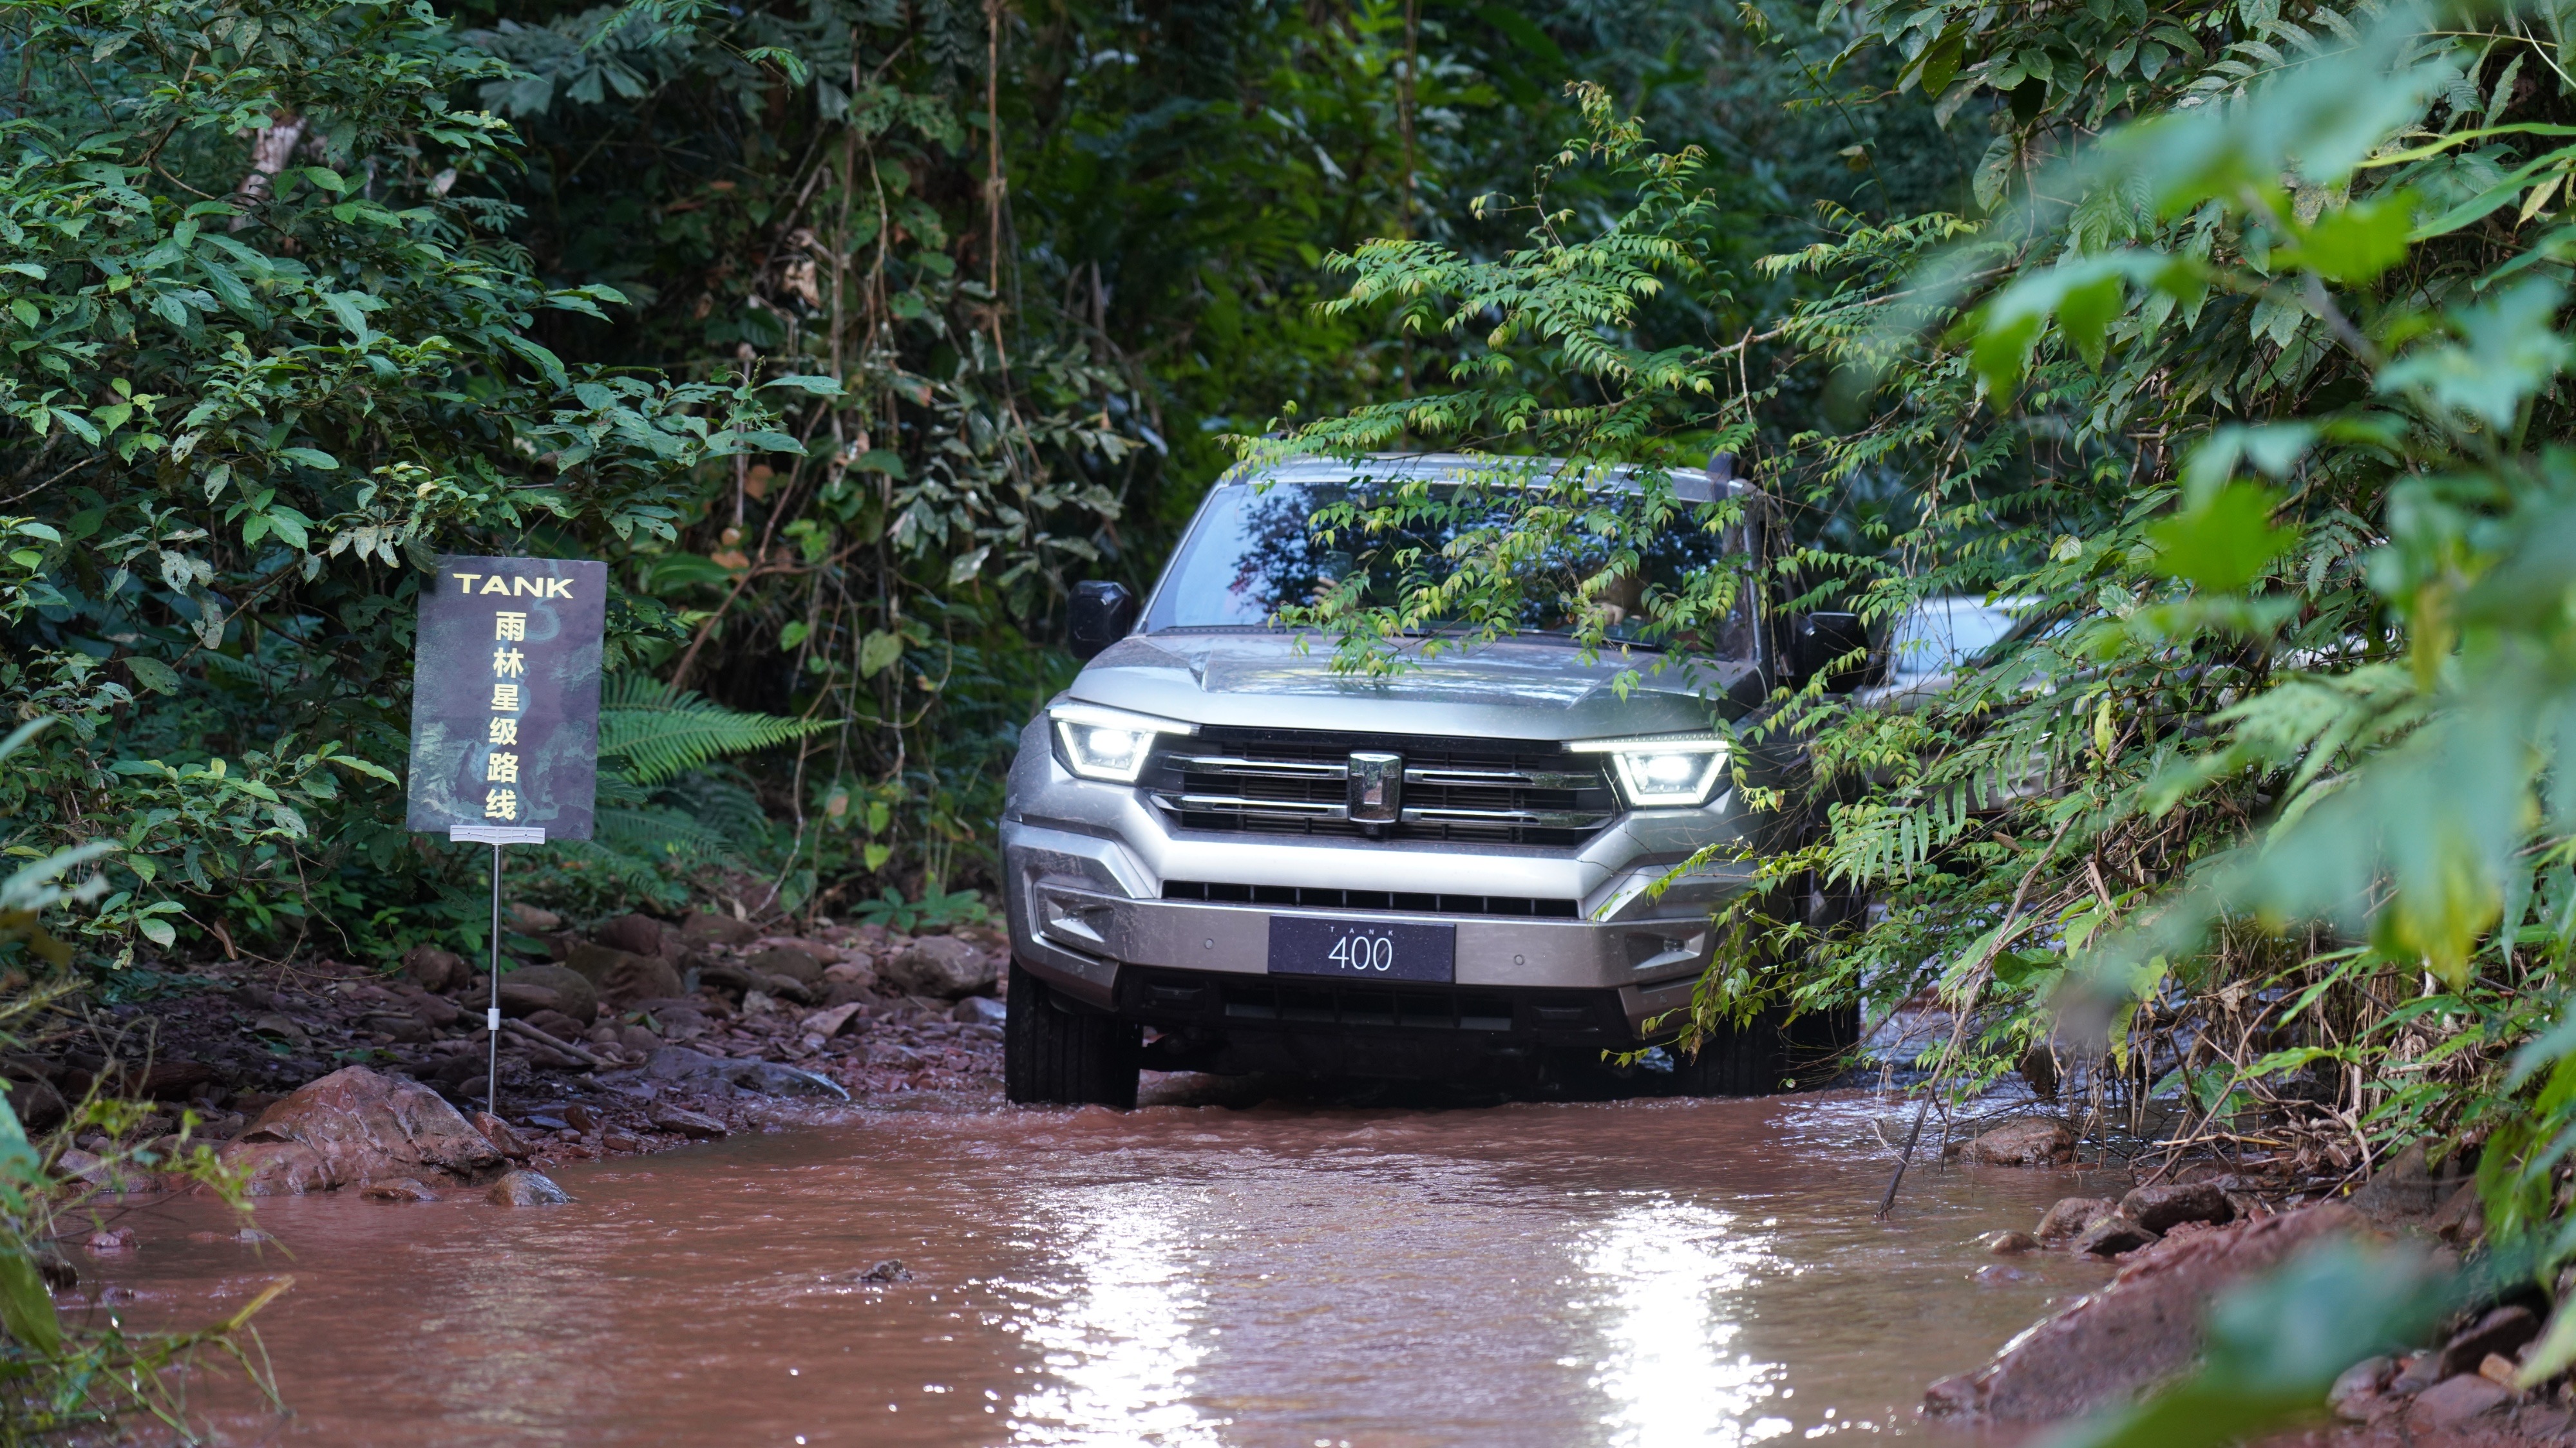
[1068,581,1137,660]
[1789,612,1872,691]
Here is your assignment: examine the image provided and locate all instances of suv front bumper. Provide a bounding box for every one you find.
[1002,739,1757,1045]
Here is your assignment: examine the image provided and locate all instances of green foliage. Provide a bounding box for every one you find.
[597,675,831,787]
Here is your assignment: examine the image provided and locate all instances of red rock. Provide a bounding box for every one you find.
[468,1111,534,1161]
[647,1102,726,1138]
[217,1066,502,1196]
[2032,1195,2110,1242]
[2409,1373,2513,1429]
[359,1177,440,1202]
[1924,1203,2362,1421]
[1965,1118,2074,1167]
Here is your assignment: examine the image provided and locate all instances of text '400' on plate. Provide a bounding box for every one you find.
[1267,917,1456,984]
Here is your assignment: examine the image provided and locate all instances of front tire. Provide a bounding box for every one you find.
[1005,959,1141,1107]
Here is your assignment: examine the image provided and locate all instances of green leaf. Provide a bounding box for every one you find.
[762,374,845,395]
[2275,193,2414,284]
[124,656,180,695]
[2377,277,2573,428]
[0,1250,58,1356]
[138,917,176,947]
[858,630,904,678]
[277,447,339,471]
[2148,483,2298,593]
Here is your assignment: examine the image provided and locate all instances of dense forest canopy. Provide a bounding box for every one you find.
[11,0,2576,1396]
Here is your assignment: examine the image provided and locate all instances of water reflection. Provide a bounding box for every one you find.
[1582,1198,1788,1448]
[1007,1182,1224,1446]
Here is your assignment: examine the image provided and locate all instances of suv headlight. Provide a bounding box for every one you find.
[1048,702,1194,783]
[1569,734,1730,808]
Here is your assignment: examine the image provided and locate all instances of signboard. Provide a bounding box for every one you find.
[405,556,607,841]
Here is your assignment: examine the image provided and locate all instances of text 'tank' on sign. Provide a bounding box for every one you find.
[405,556,607,840]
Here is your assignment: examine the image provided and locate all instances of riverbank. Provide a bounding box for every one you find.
[6,911,1010,1182]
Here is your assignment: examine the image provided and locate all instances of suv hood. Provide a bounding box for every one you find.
[1061,632,1754,741]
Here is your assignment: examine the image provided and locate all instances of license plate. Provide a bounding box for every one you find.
[1267,916,1456,984]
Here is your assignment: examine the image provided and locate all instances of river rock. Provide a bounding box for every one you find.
[402,944,468,992]
[2347,1141,2459,1224]
[2070,1214,2159,1257]
[2410,1373,2514,1429]
[524,1008,587,1044]
[565,943,685,1010]
[392,984,461,1028]
[952,995,1007,1026]
[802,1002,867,1039]
[593,913,668,958]
[2429,1180,2485,1243]
[681,909,760,947]
[882,936,996,999]
[641,1046,849,1101]
[2119,1181,2233,1234]
[1980,1232,2040,1255]
[2441,1305,2540,1377]
[498,965,597,1024]
[1925,1202,2363,1421]
[469,1110,535,1161]
[2034,1196,2119,1241]
[486,1169,573,1207]
[218,1067,503,1196]
[506,903,564,933]
[747,946,826,986]
[360,1177,440,1202]
[1965,1118,2074,1167]
[2331,1356,2396,1420]
[647,1102,728,1138]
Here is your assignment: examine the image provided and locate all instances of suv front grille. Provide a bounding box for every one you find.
[1144,728,1616,846]
[1162,880,1580,918]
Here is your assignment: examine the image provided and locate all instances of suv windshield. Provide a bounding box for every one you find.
[1142,478,1751,653]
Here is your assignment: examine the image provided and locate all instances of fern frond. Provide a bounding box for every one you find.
[598,675,834,786]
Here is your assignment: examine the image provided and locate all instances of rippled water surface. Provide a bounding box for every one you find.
[82,1086,2114,1446]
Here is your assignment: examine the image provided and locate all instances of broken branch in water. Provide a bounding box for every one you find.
[1876,1094,1933,1219]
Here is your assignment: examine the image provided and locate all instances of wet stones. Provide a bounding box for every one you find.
[2035,1197,2119,1243]
[951,996,1007,1027]
[486,1169,573,1207]
[469,1111,536,1161]
[361,1177,441,1203]
[218,1066,504,1196]
[882,936,997,999]
[1925,1203,2364,1422]
[647,1102,728,1139]
[643,1046,849,1101]
[2118,1181,2233,1234]
[2070,1214,2159,1258]
[1963,1118,2074,1167]
[1979,1231,2040,1255]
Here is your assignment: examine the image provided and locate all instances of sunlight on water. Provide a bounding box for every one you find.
[1582,1198,1791,1448]
[1007,1183,1227,1447]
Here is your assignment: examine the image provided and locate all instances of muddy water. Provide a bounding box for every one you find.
[82,1087,2111,1447]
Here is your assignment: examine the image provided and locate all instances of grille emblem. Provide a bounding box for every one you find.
[1347,751,1403,823]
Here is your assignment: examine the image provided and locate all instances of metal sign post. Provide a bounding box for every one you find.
[406,556,606,1112]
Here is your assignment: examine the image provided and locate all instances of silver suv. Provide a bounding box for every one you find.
[999,455,1861,1105]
